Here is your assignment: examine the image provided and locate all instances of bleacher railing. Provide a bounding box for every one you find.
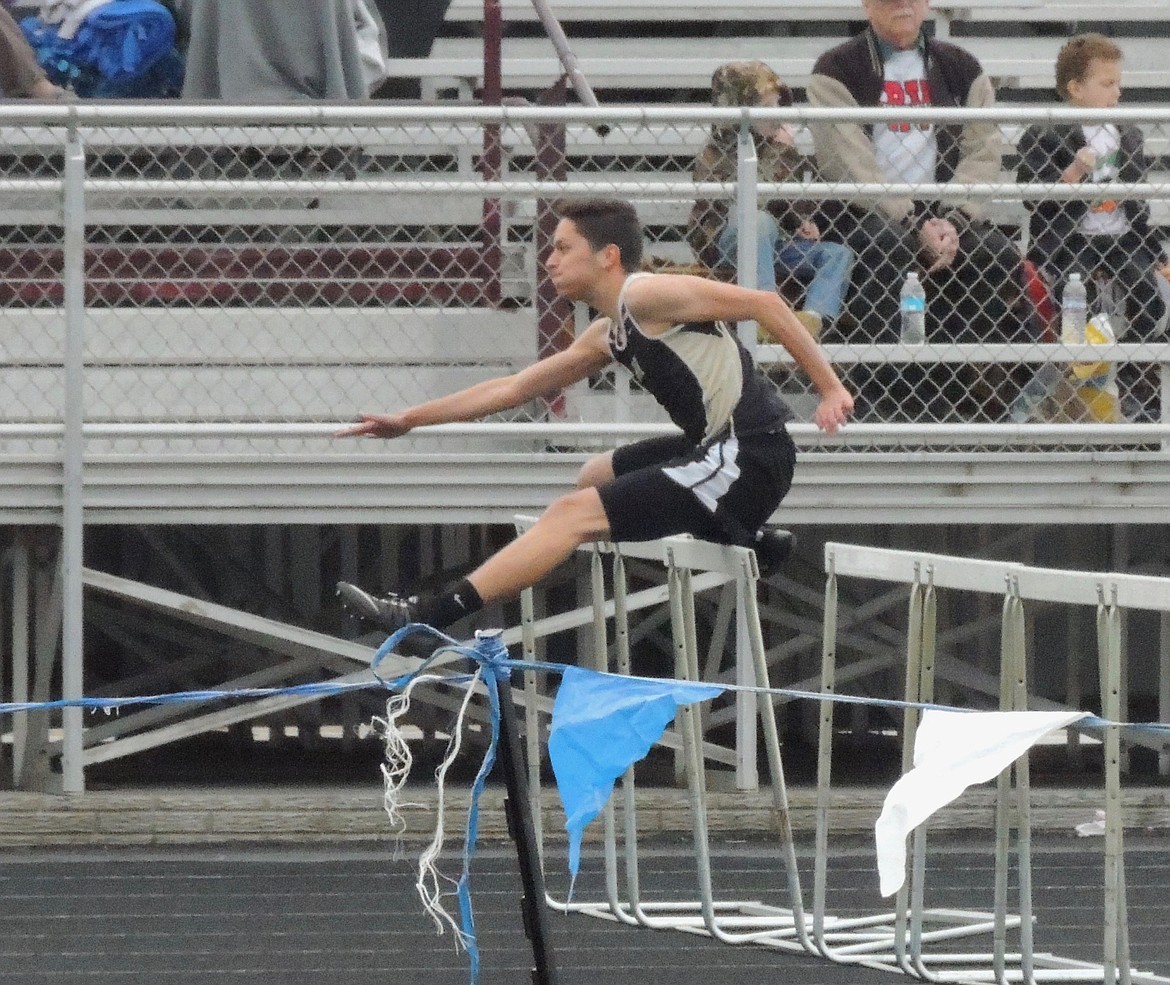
[2,102,1170,459]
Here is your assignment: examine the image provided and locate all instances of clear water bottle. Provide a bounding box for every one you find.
[1060,272,1087,346]
[1009,362,1064,422]
[899,271,926,344]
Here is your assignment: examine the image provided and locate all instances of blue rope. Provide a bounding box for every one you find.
[5,644,1170,738]
[458,634,513,984]
[0,677,379,715]
[371,622,466,686]
[377,626,513,985]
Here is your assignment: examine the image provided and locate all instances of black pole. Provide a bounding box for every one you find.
[484,632,560,985]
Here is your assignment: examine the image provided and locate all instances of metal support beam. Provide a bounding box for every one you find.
[60,135,87,793]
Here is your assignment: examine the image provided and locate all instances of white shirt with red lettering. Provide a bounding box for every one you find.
[873,47,937,186]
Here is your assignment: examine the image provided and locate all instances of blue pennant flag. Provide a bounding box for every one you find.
[548,666,725,880]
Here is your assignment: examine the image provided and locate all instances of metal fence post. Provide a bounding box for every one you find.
[735,120,759,353]
[1097,587,1132,985]
[60,133,87,794]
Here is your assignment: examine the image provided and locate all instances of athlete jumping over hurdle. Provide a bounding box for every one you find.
[336,198,853,634]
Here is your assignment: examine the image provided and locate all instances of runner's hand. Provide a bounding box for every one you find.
[814,384,853,436]
[336,413,412,439]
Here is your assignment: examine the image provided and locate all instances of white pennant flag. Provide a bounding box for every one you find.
[875,709,1089,897]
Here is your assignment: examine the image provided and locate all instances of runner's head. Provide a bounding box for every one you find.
[555,199,644,274]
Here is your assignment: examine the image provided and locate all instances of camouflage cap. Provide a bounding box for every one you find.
[710,60,792,108]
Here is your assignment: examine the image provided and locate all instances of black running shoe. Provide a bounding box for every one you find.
[753,528,795,576]
[336,581,418,634]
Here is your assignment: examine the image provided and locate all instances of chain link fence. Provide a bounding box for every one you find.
[2,104,1169,461]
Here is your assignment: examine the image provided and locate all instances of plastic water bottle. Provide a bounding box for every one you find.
[1060,272,1087,346]
[1009,362,1064,422]
[899,271,926,344]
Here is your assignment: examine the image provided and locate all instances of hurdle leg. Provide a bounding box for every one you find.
[610,549,650,923]
[992,584,1036,985]
[589,546,641,927]
[668,551,719,934]
[1160,612,1170,778]
[520,583,545,872]
[906,575,941,981]
[812,559,839,954]
[737,551,815,952]
[1097,593,1132,985]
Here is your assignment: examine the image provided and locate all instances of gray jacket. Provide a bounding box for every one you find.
[175,0,369,101]
[1,5,48,98]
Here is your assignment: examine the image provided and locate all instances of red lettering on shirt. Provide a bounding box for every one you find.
[881,80,933,132]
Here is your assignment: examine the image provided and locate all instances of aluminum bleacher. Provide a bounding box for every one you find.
[3,83,1170,802]
[3,103,1169,457]
[397,0,1170,101]
[3,0,1170,529]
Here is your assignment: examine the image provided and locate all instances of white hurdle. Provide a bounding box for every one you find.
[518,523,817,949]
[513,523,1169,984]
[816,542,1170,984]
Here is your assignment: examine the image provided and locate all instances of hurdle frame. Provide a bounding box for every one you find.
[519,525,818,948]
[514,523,1169,984]
[816,541,1170,984]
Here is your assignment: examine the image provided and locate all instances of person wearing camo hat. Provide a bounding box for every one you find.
[689,59,854,339]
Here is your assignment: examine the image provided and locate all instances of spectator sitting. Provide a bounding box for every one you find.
[807,0,1027,347]
[688,60,855,340]
[1,4,64,98]
[1016,34,1166,342]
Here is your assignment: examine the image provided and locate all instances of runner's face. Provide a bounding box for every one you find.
[863,0,929,50]
[1067,57,1122,109]
[545,219,606,299]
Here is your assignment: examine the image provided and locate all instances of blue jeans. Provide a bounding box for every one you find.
[717,211,854,320]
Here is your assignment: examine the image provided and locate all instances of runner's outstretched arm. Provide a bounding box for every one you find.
[336,319,613,439]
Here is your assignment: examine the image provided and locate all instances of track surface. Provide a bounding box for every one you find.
[2,834,1168,985]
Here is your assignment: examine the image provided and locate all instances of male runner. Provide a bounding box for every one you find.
[336,198,852,634]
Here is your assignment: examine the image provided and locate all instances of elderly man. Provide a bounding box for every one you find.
[808,0,1026,357]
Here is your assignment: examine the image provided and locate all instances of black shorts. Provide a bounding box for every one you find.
[598,428,796,546]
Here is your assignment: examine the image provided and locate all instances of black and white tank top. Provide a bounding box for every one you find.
[609,273,792,444]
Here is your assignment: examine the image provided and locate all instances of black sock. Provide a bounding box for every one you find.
[415,578,483,630]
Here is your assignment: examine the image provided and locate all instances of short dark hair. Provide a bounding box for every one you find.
[556,198,644,273]
[1055,33,1123,100]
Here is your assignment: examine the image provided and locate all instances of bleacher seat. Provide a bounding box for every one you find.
[0,244,496,308]
[3,0,1169,313]
[402,0,1170,102]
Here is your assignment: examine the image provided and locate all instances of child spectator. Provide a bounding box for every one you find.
[689,60,854,338]
[1017,34,1167,341]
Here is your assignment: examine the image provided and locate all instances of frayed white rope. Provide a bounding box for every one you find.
[375,666,483,951]
[371,672,448,847]
[416,666,482,950]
